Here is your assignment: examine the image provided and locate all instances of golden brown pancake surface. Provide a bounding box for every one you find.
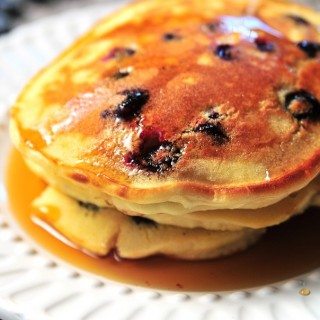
[10,0,320,212]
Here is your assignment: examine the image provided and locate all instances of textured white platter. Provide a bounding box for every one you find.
[0,2,320,320]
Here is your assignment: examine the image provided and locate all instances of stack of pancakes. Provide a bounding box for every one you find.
[10,0,320,260]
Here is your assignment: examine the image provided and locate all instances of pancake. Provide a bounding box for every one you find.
[10,0,320,217]
[32,187,264,260]
[126,178,320,230]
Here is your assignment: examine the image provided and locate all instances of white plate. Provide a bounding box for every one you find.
[0,2,320,320]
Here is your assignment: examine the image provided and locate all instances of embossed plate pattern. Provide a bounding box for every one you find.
[0,2,320,320]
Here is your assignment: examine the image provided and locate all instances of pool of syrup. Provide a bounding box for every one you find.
[5,149,320,292]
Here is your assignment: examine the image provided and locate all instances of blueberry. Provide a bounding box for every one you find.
[255,38,275,52]
[125,141,182,173]
[139,127,164,154]
[125,128,164,166]
[124,127,183,173]
[0,0,24,17]
[215,44,233,61]
[285,90,320,120]
[142,141,182,172]
[162,32,180,41]
[287,14,310,26]
[78,201,100,212]
[195,123,229,144]
[297,40,320,58]
[0,11,12,35]
[131,216,157,227]
[114,89,149,120]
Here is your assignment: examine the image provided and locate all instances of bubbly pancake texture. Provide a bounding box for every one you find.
[32,187,264,260]
[10,0,320,213]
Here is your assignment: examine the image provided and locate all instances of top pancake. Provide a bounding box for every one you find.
[10,0,320,213]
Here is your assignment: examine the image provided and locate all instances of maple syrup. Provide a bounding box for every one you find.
[5,149,320,292]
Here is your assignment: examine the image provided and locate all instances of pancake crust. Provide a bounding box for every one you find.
[32,187,264,260]
[126,178,320,230]
[10,0,320,213]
